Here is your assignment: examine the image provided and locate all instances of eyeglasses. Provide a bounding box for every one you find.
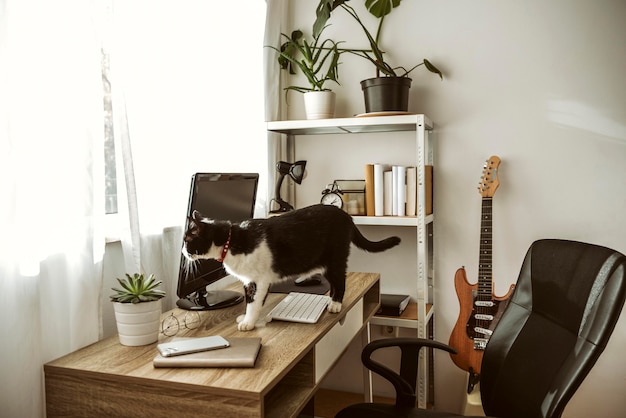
[161,311,202,337]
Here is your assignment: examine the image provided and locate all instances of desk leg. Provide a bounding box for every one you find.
[362,323,373,403]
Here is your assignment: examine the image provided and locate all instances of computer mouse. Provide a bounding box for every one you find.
[294,274,323,286]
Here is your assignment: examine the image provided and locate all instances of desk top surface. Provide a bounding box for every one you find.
[45,272,379,400]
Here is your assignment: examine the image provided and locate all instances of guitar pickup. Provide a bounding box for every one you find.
[475,300,495,307]
[473,338,488,350]
[474,314,494,321]
[474,326,493,336]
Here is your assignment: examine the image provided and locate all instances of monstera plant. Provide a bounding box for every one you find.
[313,0,443,113]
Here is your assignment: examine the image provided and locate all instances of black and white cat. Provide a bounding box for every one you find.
[182,204,400,331]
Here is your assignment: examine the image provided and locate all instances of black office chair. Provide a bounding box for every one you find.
[336,239,626,418]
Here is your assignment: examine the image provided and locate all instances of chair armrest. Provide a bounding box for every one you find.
[362,338,457,408]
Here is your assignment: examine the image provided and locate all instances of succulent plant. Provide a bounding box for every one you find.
[110,273,166,304]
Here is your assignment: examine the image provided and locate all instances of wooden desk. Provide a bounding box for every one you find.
[44,272,380,418]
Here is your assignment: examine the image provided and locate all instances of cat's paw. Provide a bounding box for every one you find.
[237,320,256,331]
[236,315,257,331]
[327,300,342,313]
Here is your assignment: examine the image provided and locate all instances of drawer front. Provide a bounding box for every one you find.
[315,299,364,382]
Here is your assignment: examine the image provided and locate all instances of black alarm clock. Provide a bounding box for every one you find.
[320,183,343,208]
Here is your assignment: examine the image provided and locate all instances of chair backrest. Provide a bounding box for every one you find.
[480,239,626,418]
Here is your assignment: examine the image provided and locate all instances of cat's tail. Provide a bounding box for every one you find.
[351,225,401,253]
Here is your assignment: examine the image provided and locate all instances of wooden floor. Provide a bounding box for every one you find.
[312,389,394,418]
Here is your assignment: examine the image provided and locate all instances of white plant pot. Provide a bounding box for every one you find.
[303,91,336,120]
[113,300,162,346]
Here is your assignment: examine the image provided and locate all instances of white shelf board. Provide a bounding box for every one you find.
[352,214,433,227]
[267,114,432,136]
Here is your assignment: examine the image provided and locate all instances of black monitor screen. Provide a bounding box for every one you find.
[176,173,259,310]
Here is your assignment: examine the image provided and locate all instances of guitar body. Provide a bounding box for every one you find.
[449,267,515,374]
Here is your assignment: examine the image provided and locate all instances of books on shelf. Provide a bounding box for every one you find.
[406,167,417,216]
[383,169,393,215]
[372,163,388,216]
[364,163,433,217]
[377,294,411,316]
[364,164,376,216]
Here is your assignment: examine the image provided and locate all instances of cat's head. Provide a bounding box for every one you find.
[182,210,230,261]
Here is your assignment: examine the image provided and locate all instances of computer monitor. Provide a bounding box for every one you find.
[176,173,259,310]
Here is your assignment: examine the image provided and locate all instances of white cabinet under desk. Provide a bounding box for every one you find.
[267,114,436,408]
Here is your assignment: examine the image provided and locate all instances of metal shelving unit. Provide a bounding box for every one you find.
[267,114,435,408]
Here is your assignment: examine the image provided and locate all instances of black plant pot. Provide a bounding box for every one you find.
[360,77,412,113]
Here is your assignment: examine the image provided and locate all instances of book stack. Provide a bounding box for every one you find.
[377,294,411,316]
[364,164,433,217]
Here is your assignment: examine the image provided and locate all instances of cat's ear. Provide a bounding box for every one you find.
[187,210,204,232]
[192,210,203,221]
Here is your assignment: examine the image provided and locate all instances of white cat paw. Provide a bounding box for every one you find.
[237,320,256,331]
[327,300,342,313]
[236,314,267,331]
[236,315,258,331]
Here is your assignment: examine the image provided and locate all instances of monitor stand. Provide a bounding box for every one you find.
[176,289,244,311]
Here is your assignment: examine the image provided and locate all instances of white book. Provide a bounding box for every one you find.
[406,166,417,216]
[383,170,393,216]
[392,166,399,216]
[396,166,407,217]
[373,163,389,216]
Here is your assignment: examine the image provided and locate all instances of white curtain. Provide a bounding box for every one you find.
[265,0,291,209]
[109,0,269,311]
[0,0,273,415]
[0,1,105,416]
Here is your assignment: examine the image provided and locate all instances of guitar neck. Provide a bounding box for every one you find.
[477,197,493,300]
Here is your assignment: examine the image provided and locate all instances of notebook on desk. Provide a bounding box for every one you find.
[153,337,262,368]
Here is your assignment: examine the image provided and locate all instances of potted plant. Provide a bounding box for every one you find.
[313,0,443,113]
[267,26,343,119]
[110,273,166,346]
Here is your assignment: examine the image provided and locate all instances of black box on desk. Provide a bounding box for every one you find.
[377,294,411,316]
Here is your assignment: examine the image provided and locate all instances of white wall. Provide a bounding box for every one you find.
[286,1,626,416]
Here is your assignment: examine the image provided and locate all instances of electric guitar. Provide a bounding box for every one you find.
[448,156,515,382]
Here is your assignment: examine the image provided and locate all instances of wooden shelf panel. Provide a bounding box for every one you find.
[370,302,434,329]
[265,350,315,418]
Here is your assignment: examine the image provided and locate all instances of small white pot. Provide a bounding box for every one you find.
[113,300,162,346]
[303,91,336,120]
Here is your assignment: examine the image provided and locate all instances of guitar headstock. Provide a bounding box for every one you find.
[478,156,501,197]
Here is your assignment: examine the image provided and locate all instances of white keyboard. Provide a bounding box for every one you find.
[268,292,330,324]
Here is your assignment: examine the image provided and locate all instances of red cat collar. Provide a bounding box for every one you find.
[217,228,231,262]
